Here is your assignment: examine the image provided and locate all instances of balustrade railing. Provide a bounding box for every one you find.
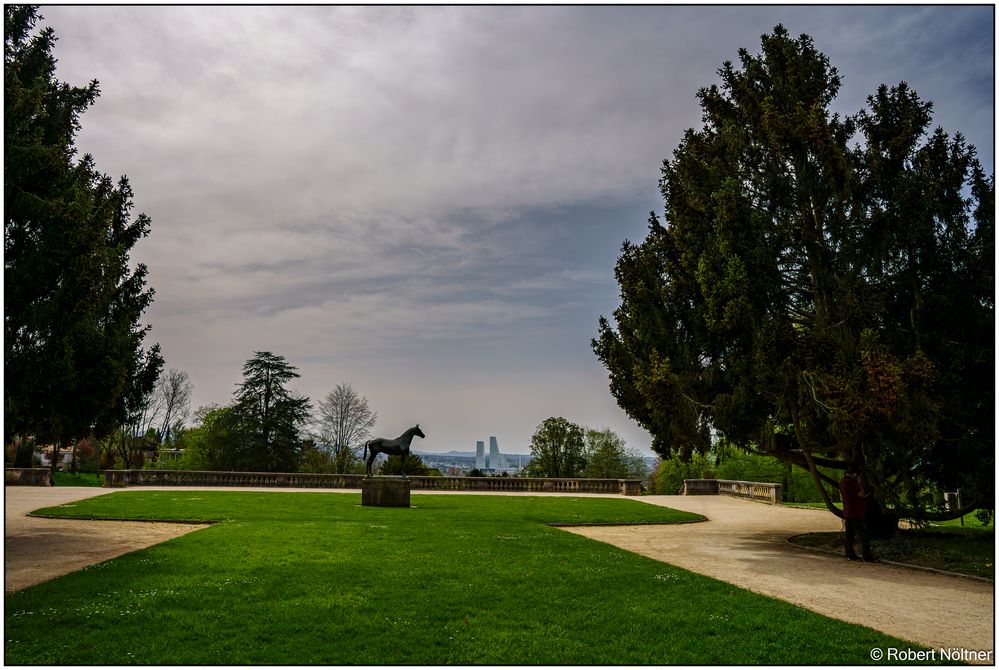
[102,470,641,495]
[682,478,782,503]
[5,468,53,486]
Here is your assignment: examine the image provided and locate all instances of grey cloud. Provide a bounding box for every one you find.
[38,6,993,454]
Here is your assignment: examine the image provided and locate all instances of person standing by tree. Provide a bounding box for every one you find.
[839,467,875,562]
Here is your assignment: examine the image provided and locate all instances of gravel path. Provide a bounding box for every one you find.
[5,486,993,660]
[5,486,208,593]
[565,495,994,657]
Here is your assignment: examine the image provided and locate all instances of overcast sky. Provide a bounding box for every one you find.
[39,5,993,455]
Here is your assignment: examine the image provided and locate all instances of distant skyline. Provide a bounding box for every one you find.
[39,6,994,454]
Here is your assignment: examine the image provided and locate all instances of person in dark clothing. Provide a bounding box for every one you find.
[839,467,876,562]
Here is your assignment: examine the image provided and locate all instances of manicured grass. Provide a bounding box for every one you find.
[783,503,993,578]
[783,502,994,529]
[927,514,994,530]
[790,527,994,579]
[783,501,834,510]
[8,492,920,664]
[52,471,102,487]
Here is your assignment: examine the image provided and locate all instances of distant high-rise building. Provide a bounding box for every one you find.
[489,436,506,469]
[476,441,486,469]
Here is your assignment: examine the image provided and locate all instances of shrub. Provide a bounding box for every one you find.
[651,453,713,494]
[713,451,839,503]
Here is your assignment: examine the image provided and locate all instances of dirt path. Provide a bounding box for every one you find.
[565,495,994,656]
[6,487,993,660]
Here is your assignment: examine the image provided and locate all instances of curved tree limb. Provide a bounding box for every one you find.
[790,405,845,519]
[898,499,982,523]
[747,444,843,486]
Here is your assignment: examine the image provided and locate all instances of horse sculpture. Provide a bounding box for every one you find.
[363,424,426,478]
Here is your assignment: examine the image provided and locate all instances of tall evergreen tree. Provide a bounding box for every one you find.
[231,351,311,472]
[5,6,162,467]
[594,26,993,529]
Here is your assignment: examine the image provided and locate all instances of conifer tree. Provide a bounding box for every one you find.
[230,351,311,472]
[5,6,162,467]
[594,26,994,530]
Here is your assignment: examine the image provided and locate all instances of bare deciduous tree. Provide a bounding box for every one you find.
[317,383,377,474]
[157,369,193,444]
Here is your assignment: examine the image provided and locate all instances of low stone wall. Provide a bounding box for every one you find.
[5,468,53,486]
[681,479,720,495]
[102,470,642,495]
[682,478,782,503]
[103,470,364,489]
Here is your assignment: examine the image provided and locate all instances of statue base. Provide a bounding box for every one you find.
[361,477,411,507]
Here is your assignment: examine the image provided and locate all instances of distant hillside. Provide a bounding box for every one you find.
[412,450,533,458]
[412,450,476,458]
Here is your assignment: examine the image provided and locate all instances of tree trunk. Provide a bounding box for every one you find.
[50,439,70,476]
[864,497,899,539]
[13,439,34,468]
[121,432,133,469]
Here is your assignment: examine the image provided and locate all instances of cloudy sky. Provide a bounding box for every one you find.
[40,5,993,455]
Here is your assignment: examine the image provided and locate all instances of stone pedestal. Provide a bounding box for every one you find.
[361,477,411,507]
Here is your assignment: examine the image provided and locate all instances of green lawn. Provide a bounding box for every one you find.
[7,491,922,664]
[782,503,993,578]
[927,514,994,530]
[789,527,994,579]
[52,471,102,487]
[782,502,994,531]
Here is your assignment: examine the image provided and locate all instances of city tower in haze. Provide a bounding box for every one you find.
[476,440,486,469]
[489,436,506,469]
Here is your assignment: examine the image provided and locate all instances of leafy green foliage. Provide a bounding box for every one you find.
[527,417,586,477]
[379,452,431,476]
[790,527,994,579]
[51,471,101,487]
[650,453,713,495]
[582,427,648,479]
[5,6,161,459]
[297,440,337,473]
[594,25,994,526]
[7,492,917,664]
[713,451,837,503]
[168,405,239,471]
[159,354,310,474]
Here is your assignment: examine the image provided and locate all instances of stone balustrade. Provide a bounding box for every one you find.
[102,470,642,495]
[682,478,782,503]
[680,479,720,495]
[5,468,53,486]
[103,470,365,489]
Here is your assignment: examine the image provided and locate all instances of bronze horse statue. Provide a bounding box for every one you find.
[363,424,426,477]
